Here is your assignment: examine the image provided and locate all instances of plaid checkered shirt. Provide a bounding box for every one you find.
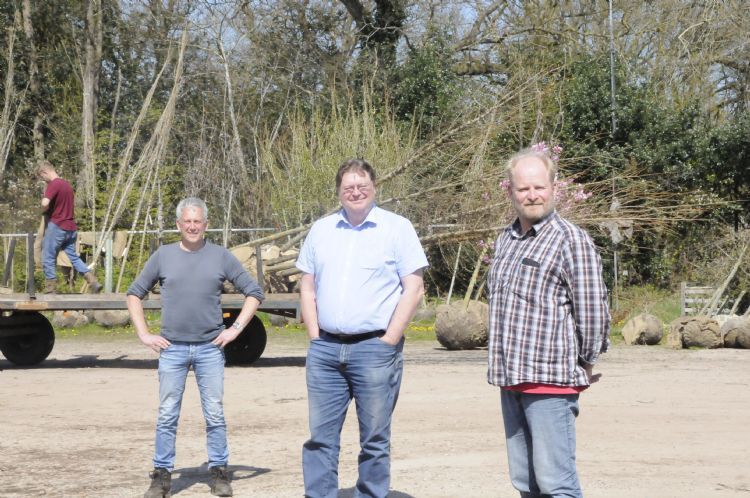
[487,211,610,387]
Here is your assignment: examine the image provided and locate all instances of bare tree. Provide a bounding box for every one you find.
[0,9,26,179]
[80,0,103,231]
[21,0,43,160]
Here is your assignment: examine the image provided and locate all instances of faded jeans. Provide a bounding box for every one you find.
[41,221,90,280]
[501,389,582,498]
[303,333,404,498]
[153,341,227,471]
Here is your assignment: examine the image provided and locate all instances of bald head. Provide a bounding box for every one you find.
[506,149,557,186]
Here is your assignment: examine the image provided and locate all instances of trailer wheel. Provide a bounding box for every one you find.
[0,312,55,366]
[222,313,267,365]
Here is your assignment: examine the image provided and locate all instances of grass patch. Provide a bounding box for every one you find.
[54,322,134,340]
[265,317,438,343]
[50,310,161,340]
[405,321,437,341]
[47,310,438,342]
[610,286,681,345]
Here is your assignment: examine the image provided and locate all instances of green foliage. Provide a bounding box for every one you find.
[259,89,417,228]
[697,111,750,227]
[610,285,681,342]
[392,34,461,130]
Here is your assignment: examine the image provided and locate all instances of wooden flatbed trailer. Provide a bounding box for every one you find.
[0,292,300,366]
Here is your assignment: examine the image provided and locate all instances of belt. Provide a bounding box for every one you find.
[320,329,385,342]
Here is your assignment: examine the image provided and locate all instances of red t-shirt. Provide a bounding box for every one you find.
[44,178,77,231]
[504,383,587,394]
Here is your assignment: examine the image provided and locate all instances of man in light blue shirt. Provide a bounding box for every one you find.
[296,158,428,498]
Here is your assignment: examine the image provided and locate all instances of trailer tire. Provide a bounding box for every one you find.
[222,313,267,365]
[0,312,55,366]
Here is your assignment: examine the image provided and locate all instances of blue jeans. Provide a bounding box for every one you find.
[501,390,582,498]
[42,221,90,279]
[303,334,404,498]
[154,341,227,471]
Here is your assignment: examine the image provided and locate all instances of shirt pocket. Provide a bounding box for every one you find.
[358,242,395,272]
[509,262,540,303]
[359,250,387,270]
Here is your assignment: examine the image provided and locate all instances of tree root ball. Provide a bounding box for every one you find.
[721,317,750,349]
[92,310,131,328]
[52,310,89,328]
[668,316,722,349]
[435,300,488,350]
[622,313,663,345]
[268,314,289,327]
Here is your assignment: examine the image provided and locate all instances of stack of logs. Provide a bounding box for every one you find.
[229,244,301,293]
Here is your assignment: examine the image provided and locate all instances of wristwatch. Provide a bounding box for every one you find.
[231,321,243,331]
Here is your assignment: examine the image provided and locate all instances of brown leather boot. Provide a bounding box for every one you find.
[83,271,103,293]
[44,279,57,294]
[209,466,233,496]
[144,468,171,498]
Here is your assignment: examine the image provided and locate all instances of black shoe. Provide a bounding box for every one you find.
[210,465,233,497]
[144,468,171,498]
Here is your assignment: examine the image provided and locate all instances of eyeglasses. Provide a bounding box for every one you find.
[341,183,373,196]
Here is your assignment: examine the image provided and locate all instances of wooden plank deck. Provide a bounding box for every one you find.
[0,292,300,318]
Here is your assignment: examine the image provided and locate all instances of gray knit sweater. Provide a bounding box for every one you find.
[127,241,264,342]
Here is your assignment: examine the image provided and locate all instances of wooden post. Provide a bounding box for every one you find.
[464,246,487,307]
[26,232,35,297]
[255,243,265,293]
[2,237,16,287]
[680,281,687,316]
[446,243,462,305]
[701,243,748,316]
[729,290,746,316]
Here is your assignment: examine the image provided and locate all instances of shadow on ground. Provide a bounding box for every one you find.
[0,354,307,370]
[339,488,414,497]
[168,462,271,495]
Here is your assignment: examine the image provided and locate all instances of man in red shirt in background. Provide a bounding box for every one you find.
[37,159,102,294]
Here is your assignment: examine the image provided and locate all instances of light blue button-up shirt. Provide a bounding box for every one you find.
[296,205,428,334]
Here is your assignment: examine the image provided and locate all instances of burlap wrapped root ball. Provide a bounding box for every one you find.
[435,300,488,350]
[92,310,131,327]
[52,310,89,328]
[621,313,663,345]
[721,317,750,349]
[668,316,722,349]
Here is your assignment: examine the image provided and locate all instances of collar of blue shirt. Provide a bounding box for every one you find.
[336,204,379,229]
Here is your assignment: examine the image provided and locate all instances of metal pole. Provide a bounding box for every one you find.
[613,248,619,311]
[609,0,619,311]
[105,234,113,293]
[608,0,617,137]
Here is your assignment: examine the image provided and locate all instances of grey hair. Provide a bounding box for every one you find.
[505,149,558,184]
[176,197,208,221]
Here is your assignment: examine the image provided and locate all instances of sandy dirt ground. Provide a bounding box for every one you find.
[1,331,749,498]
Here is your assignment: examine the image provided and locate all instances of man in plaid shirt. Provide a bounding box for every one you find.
[487,148,610,498]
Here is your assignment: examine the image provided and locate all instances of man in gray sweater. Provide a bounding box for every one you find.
[127,197,264,498]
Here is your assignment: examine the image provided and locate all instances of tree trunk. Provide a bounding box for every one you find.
[81,0,103,232]
[1,11,23,179]
[22,0,44,160]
